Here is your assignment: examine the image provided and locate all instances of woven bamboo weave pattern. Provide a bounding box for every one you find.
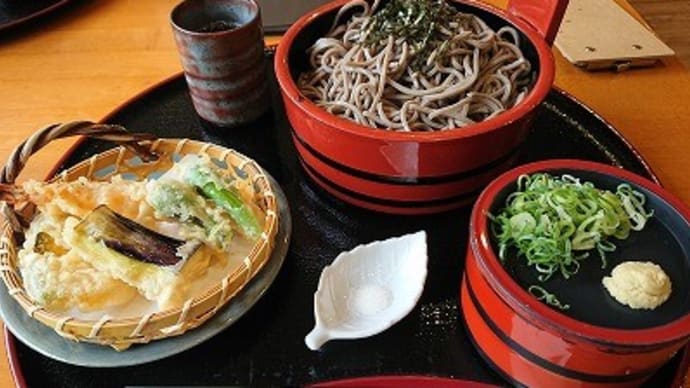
[0,123,279,351]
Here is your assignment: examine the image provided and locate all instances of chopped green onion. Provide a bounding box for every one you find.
[491,173,653,282]
[528,285,570,311]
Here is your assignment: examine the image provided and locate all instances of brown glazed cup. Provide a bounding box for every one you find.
[171,0,269,127]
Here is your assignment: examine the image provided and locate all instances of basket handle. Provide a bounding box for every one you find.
[0,121,158,185]
[0,121,157,231]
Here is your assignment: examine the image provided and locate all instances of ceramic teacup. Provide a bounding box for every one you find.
[171,0,269,127]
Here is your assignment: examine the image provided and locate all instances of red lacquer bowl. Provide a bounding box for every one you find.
[274,0,568,214]
[462,159,690,387]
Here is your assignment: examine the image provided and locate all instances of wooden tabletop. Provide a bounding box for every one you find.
[0,0,689,386]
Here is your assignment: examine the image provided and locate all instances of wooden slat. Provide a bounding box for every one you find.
[629,0,690,67]
[555,0,675,70]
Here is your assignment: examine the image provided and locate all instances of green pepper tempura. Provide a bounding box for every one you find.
[146,154,262,251]
[183,160,262,240]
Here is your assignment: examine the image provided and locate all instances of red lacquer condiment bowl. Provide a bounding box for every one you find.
[462,159,690,387]
[274,0,568,214]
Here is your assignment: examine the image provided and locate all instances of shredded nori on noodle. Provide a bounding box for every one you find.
[298,0,533,130]
[363,0,458,70]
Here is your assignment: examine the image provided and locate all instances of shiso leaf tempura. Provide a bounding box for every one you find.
[490,173,653,282]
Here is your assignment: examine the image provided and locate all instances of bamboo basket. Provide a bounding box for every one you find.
[0,122,279,351]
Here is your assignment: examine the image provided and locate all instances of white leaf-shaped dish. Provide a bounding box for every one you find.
[305,231,428,350]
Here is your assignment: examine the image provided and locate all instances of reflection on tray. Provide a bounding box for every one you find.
[0,0,72,32]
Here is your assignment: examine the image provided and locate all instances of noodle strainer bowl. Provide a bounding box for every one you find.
[275,0,568,215]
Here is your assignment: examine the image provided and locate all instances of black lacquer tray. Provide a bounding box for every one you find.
[0,0,74,34]
[6,49,687,387]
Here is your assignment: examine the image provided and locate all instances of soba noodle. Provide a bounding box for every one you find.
[297,0,533,131]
